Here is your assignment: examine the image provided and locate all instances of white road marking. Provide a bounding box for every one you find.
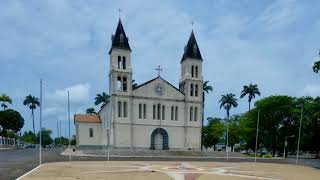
[16,164,45,180]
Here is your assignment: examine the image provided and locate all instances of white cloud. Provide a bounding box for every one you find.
[257,0,300,31]
[299,84,320,97]
[47,83,90,104]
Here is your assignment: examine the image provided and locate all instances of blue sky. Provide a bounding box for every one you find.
[1,0,320,138]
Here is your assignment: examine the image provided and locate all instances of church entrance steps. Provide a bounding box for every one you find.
[61,148,250,158]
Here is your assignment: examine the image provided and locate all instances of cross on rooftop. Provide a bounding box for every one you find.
[118,8,122,18]
[155,65,163,77]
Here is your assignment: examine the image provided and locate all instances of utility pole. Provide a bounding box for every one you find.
[68,91,71,166]
[296,105,303,165]
[255,110,260,162]
[39,78,43,165]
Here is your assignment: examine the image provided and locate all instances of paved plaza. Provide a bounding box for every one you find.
[21,161,320,180]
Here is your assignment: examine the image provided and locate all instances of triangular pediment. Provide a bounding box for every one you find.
[133,77,185,100]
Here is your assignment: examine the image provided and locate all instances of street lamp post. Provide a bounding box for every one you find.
[283,135,295,158]
[296,105,303,165]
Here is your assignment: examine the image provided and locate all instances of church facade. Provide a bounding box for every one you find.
[75,19,204,150]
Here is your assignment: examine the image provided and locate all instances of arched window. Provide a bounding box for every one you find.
[143,104,146,119]
[190,107,193,121]
[117,76,122,90]
[122,77,127,92]
[118,56,121,69]
[118,101,122,117]
[190,84,194,96]
[191,65,194,77]
[195,66,198,78]
[162,105,165,120]
[89,128,93,137]
[139,104,142,119]
[157,104,161,120]
[171,106,174,120]
[194,107,198,121]
[153,104,156,120]
[175,106,178,121]
[123,101,127,117]
[122,56,126,69]
[120,33,124,45]
[195,84,198,97]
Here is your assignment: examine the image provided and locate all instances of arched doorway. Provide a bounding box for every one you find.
[150,128,168,150]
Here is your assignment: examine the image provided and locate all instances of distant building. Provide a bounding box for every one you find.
[75,18,205,150]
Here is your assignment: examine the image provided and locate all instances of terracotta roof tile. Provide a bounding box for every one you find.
[74,114,101,123]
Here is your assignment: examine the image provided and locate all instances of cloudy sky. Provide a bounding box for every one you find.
[1,0,320,138]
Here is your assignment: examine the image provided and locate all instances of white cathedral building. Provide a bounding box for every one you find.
[75,19,204,150]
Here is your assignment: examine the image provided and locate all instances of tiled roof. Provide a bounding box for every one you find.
[74,114,101,123]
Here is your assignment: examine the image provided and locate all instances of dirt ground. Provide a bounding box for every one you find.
[21,161,320,180]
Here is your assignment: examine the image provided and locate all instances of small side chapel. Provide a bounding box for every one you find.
[75,18,204,150]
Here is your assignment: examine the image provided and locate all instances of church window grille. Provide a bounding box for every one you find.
[153,105,156,120]
[171,106,174,120]
[162,105,165,120]
[190,107,193,121]
[118,101,122,117]
[195,66,198,78]
[122,77,127,92]
[191,65,194,77]
[194,107,198,121]
[175,106,178,121]
[123,101,127,117]
[118,56,122,69]
[89,128,93,137]
[122,56,126,69]
[157,104,161,120]
[190,84,194,96]
[143,104,146,119]
[195,84,198,97]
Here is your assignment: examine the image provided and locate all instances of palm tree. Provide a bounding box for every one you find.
[0,94,12,110]
[23,95,40,135]
[201,81,213,150]
[94,92,110,107]
[219,93,238,154]
[240,83,261,110]
[132,80,138,89]
[86,108,96,115]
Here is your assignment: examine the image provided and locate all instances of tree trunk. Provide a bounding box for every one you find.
[225,111,229,152]
[248,101,251,111]
[32,109,35,136]
[213,144,216,151]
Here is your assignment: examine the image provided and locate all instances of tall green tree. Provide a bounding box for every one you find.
[23,95,40,135]
[37,128,53,146]
[240,83,261,110]
[86,107,96,115]
[219,93,238,150]
[206,117,224,150]
[0,94,12,110]
[0,109,24,136]
[22,131,37,144]
[228,115,241,150]
[94,92,110,108]
[201,81,213,150]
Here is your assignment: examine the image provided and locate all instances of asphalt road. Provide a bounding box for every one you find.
[0,148,319,180]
